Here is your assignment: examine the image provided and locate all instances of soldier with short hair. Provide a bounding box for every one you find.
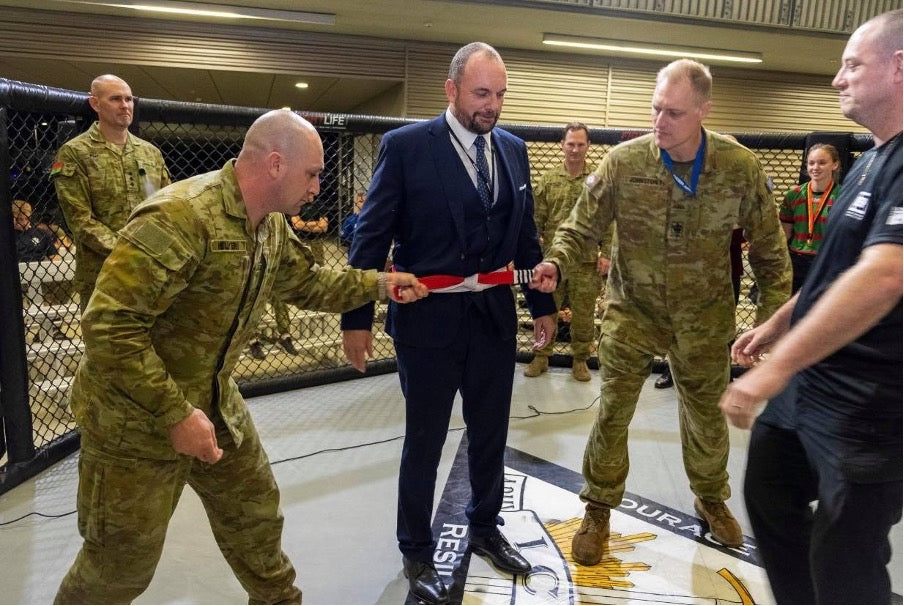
[52,74,171,312]
[53,110,427,604]
[531,59,791,565]
[524,122,610,382]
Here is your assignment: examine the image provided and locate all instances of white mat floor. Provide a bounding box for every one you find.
[0,365,900,604]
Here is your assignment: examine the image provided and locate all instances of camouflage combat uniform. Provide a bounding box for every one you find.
[52,121,171,312]
[533,163,607,361]
[546,131,791,508]
[55,160,383,604]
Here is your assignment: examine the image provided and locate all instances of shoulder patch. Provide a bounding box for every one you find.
[50,162,63,177]
[584,174,599,188]
[766,176,774,192]
[125,221,176,256]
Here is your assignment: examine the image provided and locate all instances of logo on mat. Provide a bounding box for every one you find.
[427,441,769,604]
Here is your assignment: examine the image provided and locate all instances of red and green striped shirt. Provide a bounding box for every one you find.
[779,182,839,254]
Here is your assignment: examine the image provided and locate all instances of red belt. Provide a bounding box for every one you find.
[395,267,533,296]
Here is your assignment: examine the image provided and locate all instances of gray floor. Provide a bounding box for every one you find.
[0,364,900,604]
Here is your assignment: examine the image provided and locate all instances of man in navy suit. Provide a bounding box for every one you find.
[341,42,556,604]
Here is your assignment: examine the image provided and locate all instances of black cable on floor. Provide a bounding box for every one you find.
[0,393,600,527]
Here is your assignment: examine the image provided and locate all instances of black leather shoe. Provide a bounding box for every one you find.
[402,556,449,605]
[469,531,532,575]
[654,368,673,389]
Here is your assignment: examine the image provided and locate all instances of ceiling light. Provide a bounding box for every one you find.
[542,33,762,64]
[69,0,335,24]
[294,82,309,89]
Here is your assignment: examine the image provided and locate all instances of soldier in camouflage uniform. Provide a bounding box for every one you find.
[532,59,791,565]
[524,122,609,381]
[51,74,171,313]
[53,110,427,604]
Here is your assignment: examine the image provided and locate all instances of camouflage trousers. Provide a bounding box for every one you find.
[55,419,301,604]
[580,333,732,508]
[535,261,601,361]
[265,299,292,338]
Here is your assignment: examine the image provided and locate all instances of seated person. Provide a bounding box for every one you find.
[12,199,68,340]
[14,199,59,261]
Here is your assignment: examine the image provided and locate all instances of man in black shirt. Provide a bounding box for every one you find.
[719,9,902,604]
[13,199,58,262]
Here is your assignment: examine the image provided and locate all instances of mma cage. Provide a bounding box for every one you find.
[0,78,872,494]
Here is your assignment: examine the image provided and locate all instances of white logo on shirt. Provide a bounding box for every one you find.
[845,192,871,220]
[887,207,903,226]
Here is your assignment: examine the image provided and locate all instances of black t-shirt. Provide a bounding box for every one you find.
[16,226,57,262]
[769,133,902,481]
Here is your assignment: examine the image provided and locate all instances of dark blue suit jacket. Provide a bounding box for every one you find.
[341,113,556,348]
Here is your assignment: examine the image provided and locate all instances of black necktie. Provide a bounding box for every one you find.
[473,135,492,212]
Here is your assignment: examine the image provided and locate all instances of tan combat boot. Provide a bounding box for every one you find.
[524,356,548,377]
[571,504,610,566]
[694,497,743,547]
[572,359,591,381]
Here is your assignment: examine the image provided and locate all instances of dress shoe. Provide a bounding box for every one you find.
[402,556,449,605]
[654,367,673,389]
[572,359,591,381]
[524,356,548,377]
[571,504,610,566]
[469,530,531,575]
[694,497,743,547]
[248,340,267,360]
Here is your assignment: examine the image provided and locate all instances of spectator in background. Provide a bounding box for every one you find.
[721,10,902,604]
[524,122,608,382]
[779,143,841,292]
[52,74,170,313]
[12,199,68,340]
[340,190,366,249]
[13,199,58,262]
[291,205,329,265]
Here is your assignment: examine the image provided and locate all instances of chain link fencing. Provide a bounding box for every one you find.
[0,78,873,493]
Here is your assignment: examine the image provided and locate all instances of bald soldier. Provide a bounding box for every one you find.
[52,74,171,313]
[531,59,790,565]
[53,110,427,604]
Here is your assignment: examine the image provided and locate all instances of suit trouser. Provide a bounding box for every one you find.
[581,333,731,508]
[745,417,901,604]
[55,420,301,604]
[534,261,601,361]
[394,307,516,562]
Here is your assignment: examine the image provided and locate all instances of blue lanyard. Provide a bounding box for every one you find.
[660,132,706,197]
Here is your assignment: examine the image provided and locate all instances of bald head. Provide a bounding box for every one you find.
[88,74,134,140]
[833,9,902,143]
[236,110,325,227]
[239,109,320,164]
[90,74,129,97]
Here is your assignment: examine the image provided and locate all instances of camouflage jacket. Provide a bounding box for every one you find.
[534,163,612,264]
[52,121,171,290]
[72,160,381,458]
[547,130,791,353]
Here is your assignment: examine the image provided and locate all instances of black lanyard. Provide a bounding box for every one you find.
[447,120,495,196]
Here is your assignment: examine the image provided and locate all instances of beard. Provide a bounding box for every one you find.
[452,105,499,135]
